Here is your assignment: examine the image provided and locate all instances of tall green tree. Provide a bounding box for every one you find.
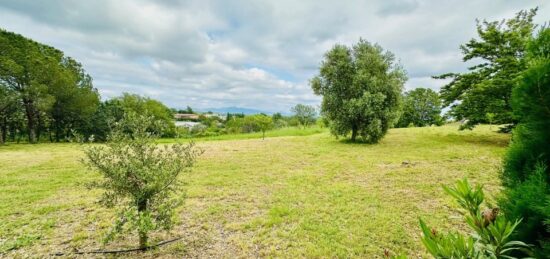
[291,104,317,127]
[49,58,100,141]
[311,39,406,143]
[0,29,59,142]
[397,88,443,128]
[0,28,99,143]
[499,27,550,257]
[436,9,537,130]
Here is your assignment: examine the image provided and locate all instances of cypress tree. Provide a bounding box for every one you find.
[500,27,550,256]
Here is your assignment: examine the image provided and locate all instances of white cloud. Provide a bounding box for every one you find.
[0,0,548,113]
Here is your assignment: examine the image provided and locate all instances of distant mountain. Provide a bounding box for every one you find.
[200,107,270,115]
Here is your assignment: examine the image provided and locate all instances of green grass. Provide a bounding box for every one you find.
[0,124,510,257]
[158,126,325,143]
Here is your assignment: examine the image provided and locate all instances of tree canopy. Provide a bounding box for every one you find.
[436,9,538,130]
[102,93,176,138]
[0,85,19,144]
[0,28,99,143]
[311,39,406,143]
[396,88,443,128]
[291,104,317,127]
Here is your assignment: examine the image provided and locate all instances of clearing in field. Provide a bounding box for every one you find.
[0,125,509,257]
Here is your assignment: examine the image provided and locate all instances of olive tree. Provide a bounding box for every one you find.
[83,113,202,249]
[311,39,406,143]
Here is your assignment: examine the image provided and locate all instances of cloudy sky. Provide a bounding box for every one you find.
[0,1,548,113]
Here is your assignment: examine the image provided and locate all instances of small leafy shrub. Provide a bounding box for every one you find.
[83,113,202,249]
[419,179,532,258]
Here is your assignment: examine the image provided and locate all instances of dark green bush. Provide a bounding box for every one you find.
[499,27,550,256]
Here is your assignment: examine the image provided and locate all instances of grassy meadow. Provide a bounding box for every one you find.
[0,125,510,258]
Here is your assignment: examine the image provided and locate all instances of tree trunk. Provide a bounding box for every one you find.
[0,125,4,145]
[2,118,7,144]
[351,125,358,142]
[36,112,42,142]
[262,130,265,140]
[23,98,37,144]
[10,124,16,142]
[137,200,148,250]
[55,121,61,142]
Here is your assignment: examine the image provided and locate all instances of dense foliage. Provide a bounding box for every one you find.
[311,39,406,143]
[225,114,273,137]
[291,104,317,127]
[499,27,550,257]
[0,86,19,144]
[436,9,537,130]
[83,113,202,249]
[396,88,443,128]
[420,179,531,258]
[0,28,100,143]
[100,93,176,139]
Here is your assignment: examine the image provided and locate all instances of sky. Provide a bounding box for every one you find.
[0,1,548,113]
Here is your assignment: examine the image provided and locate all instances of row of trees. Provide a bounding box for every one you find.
[225,114,274,139]
[1,26,443,145]
[0,29,100,144]
[6,6,540,145]
[0,29,181,144]
[178,104,320,138]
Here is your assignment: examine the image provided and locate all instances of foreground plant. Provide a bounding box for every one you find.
[419,179,532,258]
[83,113,202,249]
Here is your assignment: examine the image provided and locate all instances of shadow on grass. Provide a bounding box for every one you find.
[436,132,510,147]
[337,138,378,145]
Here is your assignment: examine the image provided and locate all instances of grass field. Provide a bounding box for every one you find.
[158,126,325,143]
[0,125,510,258]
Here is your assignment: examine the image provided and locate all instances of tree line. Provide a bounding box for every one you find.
[0,29,99,144]
[0,27,443,145]
[0,31,154,143]
[0,29,185,144]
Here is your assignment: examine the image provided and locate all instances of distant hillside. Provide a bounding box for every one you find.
[201,107,269,115]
